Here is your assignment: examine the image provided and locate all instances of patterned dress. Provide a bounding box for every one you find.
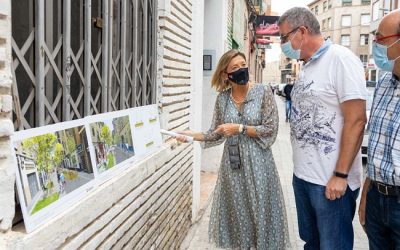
[203,83,290,249]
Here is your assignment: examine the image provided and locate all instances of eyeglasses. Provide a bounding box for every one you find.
[280,27,300,44]
[373,34,400,43]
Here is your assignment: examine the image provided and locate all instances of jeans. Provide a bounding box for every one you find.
[292,175,359,250]
[286,100,292,121]
[365,183,400,250]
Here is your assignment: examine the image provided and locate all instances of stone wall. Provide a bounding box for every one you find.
[0,0,196,249]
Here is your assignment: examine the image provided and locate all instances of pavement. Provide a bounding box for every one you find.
[181,95,369,250]
[114,145,134,164]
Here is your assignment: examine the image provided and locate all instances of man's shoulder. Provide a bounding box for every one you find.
[378,72,394,87]
[326,44,355,58]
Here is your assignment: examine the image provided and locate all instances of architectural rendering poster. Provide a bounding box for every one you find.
[12,105,162,233]
[88,114,135,175]
[129,107,151,157]
[143,105,163,150]
[12,120,96,233]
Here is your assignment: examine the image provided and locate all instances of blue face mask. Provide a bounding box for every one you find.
[281,30,303,59]
[372,38,400,72]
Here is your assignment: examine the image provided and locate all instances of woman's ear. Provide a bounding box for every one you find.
[223,72,228,81]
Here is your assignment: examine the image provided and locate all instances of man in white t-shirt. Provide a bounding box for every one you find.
[278,7,367,250]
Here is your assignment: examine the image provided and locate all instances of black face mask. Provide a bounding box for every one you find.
[227,67,249,85]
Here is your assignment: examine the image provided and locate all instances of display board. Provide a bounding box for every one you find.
[11,105,163,233]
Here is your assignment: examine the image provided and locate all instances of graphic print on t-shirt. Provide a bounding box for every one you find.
[291,79,337,156]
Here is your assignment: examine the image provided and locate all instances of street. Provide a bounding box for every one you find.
[114,145,134,164]
[181,94,369,250]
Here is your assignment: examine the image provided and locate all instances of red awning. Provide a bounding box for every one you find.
[255,23,279,36]
[256,38,272,44]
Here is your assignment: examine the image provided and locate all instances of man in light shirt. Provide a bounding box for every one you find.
[278,7,367,250]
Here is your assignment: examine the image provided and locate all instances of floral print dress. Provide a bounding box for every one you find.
[203,83,290,249]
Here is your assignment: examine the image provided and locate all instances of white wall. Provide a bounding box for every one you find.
[201,0,228,172]
[190,0,204,221]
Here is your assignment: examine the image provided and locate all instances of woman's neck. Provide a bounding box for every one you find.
[231,82,250,96]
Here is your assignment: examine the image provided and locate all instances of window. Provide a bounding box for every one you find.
[341,35,350,46]
[328,0,332,8]
[341,15,352,27]
[342,0,352,6]
[361,14,371,25]
[323,1,328,11]
[360,34,369,45]
[372,1,380,21]
[315,5,319,15]
[371,69,376,82]
[322,19,326,30]
[11,0,158,129]
[311,7,314,13]
[360,55,368,66]
[361,0,371,5]
[328,18,332,29]
[384,0,391,10]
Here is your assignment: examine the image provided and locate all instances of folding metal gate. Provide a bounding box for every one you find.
[11,0,157,130]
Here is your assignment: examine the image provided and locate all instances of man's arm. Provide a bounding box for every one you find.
[358,177,370,231]
[325,99,367,200]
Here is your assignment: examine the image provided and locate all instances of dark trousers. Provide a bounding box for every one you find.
[285,100,292,121]
[365,183,400,250]
[293,175,359,250]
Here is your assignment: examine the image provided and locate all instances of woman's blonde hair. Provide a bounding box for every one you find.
[211,50,247,92]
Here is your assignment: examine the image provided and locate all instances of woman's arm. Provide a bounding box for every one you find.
[249,85,279,148]
[177,93,226,147]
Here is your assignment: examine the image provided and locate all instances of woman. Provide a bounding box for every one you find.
[178,50,290,249]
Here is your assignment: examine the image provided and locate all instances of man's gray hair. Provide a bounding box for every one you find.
[278,7,321,35]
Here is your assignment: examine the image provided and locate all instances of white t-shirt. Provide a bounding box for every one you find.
[291,43,367,190]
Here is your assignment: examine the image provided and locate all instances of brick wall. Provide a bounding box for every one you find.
[0,0,195,248]
[0,0,16,234]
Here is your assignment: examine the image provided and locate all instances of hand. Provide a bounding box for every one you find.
[176,130,195,143]
[325,176,348,200]
[358,178,370,233]
[358,192,367,233]
[214,123,240,137]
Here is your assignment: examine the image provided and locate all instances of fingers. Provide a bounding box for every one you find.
[178,130,193,136]
[325,177,347,200]
[325,187,345,200]
[358,210,365,226]
[358,196,367,233]
[358,210,366,233]
[175,135,188,143]
[215,126,229,137]
[214,126,223,134]
[215,124,238,137]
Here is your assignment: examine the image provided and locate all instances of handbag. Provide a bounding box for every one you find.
[222,93,242,170]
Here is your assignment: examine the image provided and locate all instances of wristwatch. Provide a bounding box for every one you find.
[333,171,348,179]
[238,124,243,133]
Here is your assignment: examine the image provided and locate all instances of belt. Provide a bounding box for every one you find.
[370,180,400,196]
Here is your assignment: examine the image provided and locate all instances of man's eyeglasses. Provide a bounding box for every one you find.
[280,27,300,44]
[373,34,400,43]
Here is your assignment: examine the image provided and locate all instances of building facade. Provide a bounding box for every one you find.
[309,0,372,79]
[201,0,266,172]
[1,0,266,248]
[0,0,203,248]
[368,0,400,82]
